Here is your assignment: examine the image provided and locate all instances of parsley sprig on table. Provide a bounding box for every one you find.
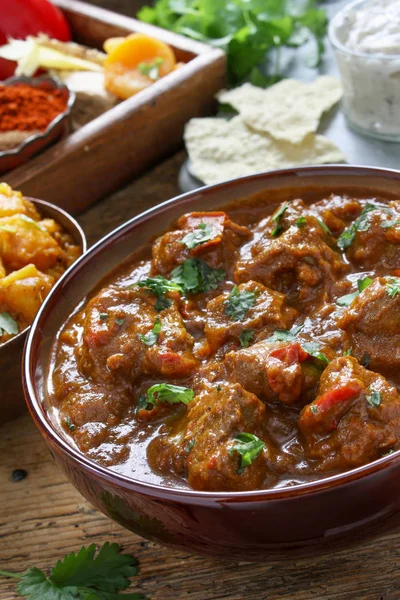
[0,543,148,600]
[138,0,328,85]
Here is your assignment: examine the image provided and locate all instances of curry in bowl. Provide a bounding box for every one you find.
[0,183,82,343]
[49,192,400,492]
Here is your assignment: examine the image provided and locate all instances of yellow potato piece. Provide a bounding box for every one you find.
[0,215,64,272]
[0,182,40,220]
[0,267,54,323]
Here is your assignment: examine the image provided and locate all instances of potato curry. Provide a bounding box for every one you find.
[0,183,81,343]
[50,193,400,491]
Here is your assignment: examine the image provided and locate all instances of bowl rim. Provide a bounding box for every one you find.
[24,164,400,504]
[1,196,87,350]
[0,75,76,159]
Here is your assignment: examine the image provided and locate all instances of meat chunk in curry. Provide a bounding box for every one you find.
[49,192,400,493]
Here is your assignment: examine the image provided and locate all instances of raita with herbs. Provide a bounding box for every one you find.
[49,192,400,491]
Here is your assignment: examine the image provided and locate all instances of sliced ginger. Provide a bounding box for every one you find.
[104,33,176,99]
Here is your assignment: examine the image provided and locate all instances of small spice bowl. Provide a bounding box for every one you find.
[1,197,86,424]
[0,76,75,174]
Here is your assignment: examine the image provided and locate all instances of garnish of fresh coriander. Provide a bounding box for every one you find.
[137,57,163,80]
[337,204,379,251]
[386,277,400,299]
[0,542,148,600]
[136,276,182,311]
[366,390,381,408]
[336,276,373,307]
[181,222,217,249]
[316,218,331,235]
[171,258,225,295]
[296,216,307,227]
[229,433,265,474]
[137,1,328,85]
[0,311,18,336]
[138,318,161,346]
[268,324,329,364]
[239,329,255,348]
[145,383,194,406]
[271,202,289,238]
[224,285,256,321]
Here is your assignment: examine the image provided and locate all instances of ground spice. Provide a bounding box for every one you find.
[0,83,68,132]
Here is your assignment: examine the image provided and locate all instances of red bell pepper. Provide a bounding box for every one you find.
[0,0,71,80]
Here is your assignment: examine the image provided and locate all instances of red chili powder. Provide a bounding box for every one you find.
[0,83,68,132]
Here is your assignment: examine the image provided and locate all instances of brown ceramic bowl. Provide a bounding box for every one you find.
[2,198,86,424]
[0,76,75,174]
[24,165,400,561]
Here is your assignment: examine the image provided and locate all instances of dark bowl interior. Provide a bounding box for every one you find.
[0,76,75,174]
[1,198,86,424]
[24,165,400,560]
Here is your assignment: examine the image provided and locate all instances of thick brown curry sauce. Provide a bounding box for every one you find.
[49,192,400,491]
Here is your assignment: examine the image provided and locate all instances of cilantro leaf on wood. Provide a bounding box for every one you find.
[0,544,147,600]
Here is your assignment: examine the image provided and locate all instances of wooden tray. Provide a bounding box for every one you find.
[6,0,226,215]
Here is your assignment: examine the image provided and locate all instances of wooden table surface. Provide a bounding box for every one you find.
[0,150,399,600]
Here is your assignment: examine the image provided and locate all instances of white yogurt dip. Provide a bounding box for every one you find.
[329,0,400,141]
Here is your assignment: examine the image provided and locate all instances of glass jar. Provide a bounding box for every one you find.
[329,0,400,142]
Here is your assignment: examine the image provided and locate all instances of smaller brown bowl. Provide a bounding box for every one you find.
[0,76,75,174]
[1,198,86,424]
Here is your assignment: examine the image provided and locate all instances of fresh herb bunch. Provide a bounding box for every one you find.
[0,543,148,600]
[138,0,328,85]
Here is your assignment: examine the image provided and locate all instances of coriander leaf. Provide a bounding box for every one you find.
[239,329,255,348]
[224,285,256,321]
[137,276,182,296]
[366,390,381,408]
[0,311,18,335]
[336,276,373,307]
[301,341,329,364]
[16,568,80,600]
[381,219,400,229]
[296,216,307,227]
[316,218,331,235]
[64,417,76,432]
[272,202,289,223]
[362,353,371,368]
[115,318,125,327]
[229,433,265,474]
[137,57,164,80]
[99,313,108,322]
[138,319,161,346]
[50,543,138,592]
[268,323,304,342]
[171,258,225,294]
[337,204,377,251]
[136,394,152,412]
[386,277,400,299]
[155,296,172,311]
[271,225,284,238]
[181,222,217,249]
[343,348,353,356]
[146,383,194,406]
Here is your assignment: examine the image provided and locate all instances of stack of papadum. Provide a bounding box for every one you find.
[184,76,345,185]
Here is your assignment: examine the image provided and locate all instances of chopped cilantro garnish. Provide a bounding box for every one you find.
[138,318,161,346]
[343,348,353,356]
[64,417,76,432]
[136,394,152,412]
[138,56,164,80]
[216,384,222,392]
[381,219,400,229]
[115,318,125,327]
[386,277,400,299]
[239,329,255,348]
[0,312,18,336]
[146,383,194,406]
[301,341,329,364]
[186,439,195,453]
[229,433,265,474]
[0,542,146,600]
[296,216,307,227]
[171,258,225,294]
[268,323,304,343]
[337,204,378,251]
[272,203,289,223]
[310,405,318,414]
[99,312,108,322]
[316,218,331,235]
[271,225,284,238]
[155,296,172,311]
[224,286,256,321]
[366,390,381,407]
[181,222,217,249]
[137,276,182,296]
[362,353,371,368]
[336,276,373,307]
